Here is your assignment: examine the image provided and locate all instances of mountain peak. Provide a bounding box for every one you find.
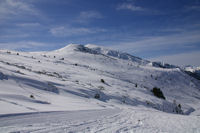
[56,44,83,52]
[55,44,150,65]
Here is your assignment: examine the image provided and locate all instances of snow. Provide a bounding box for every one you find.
[1,108,200,133]
[184,66,200,73]
[0,44,200,132]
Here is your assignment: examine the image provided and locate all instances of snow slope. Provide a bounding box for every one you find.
[1,107,200,133]
[0,44,200,132]
[184,66,200,80]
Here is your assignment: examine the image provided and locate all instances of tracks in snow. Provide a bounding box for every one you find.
[0,108,200,133]
[0,108,143,133]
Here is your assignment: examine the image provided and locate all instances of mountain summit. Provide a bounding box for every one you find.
[55,44,150,65]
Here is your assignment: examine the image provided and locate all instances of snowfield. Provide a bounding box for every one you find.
[1,108,200,133]
[0,44,200,133]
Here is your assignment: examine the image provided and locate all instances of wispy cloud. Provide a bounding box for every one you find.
[150,51,200,67]
[50,26,106,37]
[0,22,42,39]
[16,22,41,27]
[0,34,30,38]
[116,3,145,11]
[0,0,41,20]
[109,30,200,54]
[79,11,103,19]
[185,5,200,11]
[116,2,162,15]
[76,11,103,23]
[0,41,47,50]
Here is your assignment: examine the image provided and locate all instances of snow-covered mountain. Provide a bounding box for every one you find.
[0,44,200,132]
[184,66,200,80]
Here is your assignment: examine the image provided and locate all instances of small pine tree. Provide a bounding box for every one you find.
[151,87,165,99]
[100,79,105,83]
[30,95,35,99]
[94,93,100,99]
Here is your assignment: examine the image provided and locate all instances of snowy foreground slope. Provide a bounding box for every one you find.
[0,44,200,133]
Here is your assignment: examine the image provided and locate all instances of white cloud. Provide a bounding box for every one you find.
[50,26,106,37]
[16,22,41,27]
[79,11,103,19]
[185,5,200,11]
[149,51,200,67]
[0,0,40,20]
[116,3,145,11]
[0,34,30,38]
[76,11,103,23]
[109,30,200,53]
[116,2,162,15]
[0,41,47,50]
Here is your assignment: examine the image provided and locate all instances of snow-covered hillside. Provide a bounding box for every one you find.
[184,66,200,80]
[0,44,200,133]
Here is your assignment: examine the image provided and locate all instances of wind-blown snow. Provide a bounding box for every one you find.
[0,44,200,132]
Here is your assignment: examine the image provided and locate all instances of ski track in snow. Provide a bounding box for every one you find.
[0,108,200,133]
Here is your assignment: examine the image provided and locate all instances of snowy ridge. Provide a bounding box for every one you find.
[184,66,200,73]
[0,44,200,132]
[55,44,150,65]
[85,44,150,65]
[184,66,200,80]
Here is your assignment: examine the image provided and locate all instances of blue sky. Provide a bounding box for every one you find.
[0,0,200,66]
